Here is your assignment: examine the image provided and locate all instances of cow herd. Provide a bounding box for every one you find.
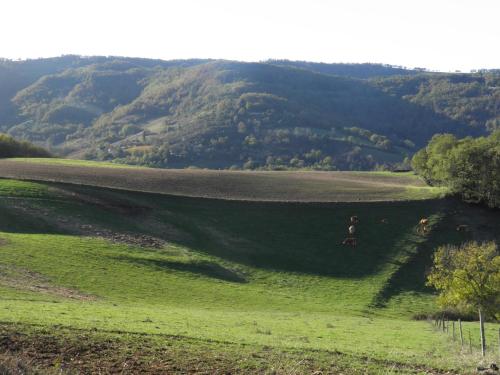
[342,215,469,248]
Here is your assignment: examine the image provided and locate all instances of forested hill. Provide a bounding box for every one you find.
[0,56,498,170]
[266,60,421,78]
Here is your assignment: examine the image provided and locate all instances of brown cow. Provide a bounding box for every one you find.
[342,225,357,247]
[418,218,429,234]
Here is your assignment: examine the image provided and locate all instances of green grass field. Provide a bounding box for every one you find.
[0,176,498,374]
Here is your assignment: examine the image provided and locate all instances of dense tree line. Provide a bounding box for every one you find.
[412,131,500,207]
[0,133,51,158]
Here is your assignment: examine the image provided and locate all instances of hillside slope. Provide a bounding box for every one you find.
[0,177,498,373]
[372,73,500,132]
[0,56,497,170]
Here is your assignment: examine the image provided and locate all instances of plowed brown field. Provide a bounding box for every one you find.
[0,159,437,202]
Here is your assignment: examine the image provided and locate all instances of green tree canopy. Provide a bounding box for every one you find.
[412,131,500,207]
[427,241,500,320]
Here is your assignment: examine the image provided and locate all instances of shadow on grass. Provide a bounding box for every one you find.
[0,184,450,279]
[155,197,451,278]
[0,202,65,235]
[113,255,247,283]
[5,181,495,285]
[369,213,448,308]
[369,199,500,308]
[370,238,436,308]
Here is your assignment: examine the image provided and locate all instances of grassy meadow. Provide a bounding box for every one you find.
[0,176,498,373]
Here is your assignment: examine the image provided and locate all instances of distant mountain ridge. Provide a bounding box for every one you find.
[0,56,498,170]
[265,60,421,78]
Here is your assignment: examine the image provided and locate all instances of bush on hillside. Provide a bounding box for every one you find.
[0,133,51,158]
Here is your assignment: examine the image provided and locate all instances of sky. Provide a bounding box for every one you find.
[1,0,499,72]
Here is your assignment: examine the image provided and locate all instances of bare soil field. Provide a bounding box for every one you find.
[0,159,439,202]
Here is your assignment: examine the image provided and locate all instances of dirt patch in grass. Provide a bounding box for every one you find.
[2,198,169,249]
[0,265,97,301]
[0,238,8,246]
[78,225,167,249]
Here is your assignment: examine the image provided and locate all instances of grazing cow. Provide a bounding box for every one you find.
[350,216,359,225]
[456,224,469,232]
[380,218,388,224]
[418,218,429,234]
[342,225,357,247]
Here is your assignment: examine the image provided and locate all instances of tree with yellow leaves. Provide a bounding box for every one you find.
[427,241,500,356]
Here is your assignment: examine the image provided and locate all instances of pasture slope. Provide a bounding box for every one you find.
[0,159,498,374]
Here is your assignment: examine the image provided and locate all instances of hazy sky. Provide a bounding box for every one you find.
[1,0,499,72]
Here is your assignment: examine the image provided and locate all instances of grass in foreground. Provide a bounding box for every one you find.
[0,179,498,373]
[0,323,464,375]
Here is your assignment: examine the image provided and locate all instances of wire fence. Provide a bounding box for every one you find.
[432,316,500,362]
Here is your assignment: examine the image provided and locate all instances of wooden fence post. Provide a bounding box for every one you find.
[479,308,486,357]
[452,321,456,341]
[469,330,473,354]
[459,319,464,348]
[498,328,500,357]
